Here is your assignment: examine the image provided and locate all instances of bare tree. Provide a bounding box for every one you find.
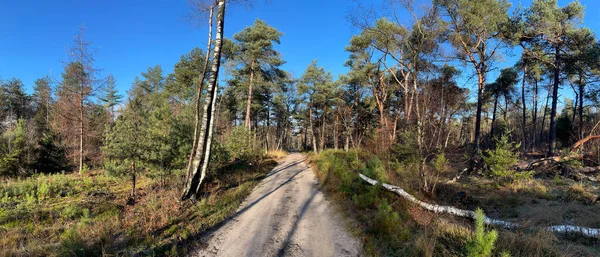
[53,25,103,174]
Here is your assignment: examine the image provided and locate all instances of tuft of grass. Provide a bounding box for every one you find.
[506,179,554,200]
[566,183,598,205]
[266,149,288,159]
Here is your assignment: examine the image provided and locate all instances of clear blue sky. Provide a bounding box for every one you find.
[1,0,599,99]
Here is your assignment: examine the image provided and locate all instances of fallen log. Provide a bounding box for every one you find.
[570,135,600,152]
[359,173,600,238]
[514,156,599,182]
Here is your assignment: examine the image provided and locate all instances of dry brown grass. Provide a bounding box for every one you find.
[0,159,277,256]
[266,149,288,159]
[566,183,598,205]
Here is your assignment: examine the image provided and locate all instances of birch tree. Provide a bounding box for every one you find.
[182,0,226,200]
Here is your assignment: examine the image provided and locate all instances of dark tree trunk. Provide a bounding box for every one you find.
[521,65,527,150]
[491,96,498,139]
[320,108,326,153]
[540,87,550,145]
[131,161,137,199]
[474,73,485,153]
[334,114,338,150]
[579,75,584,140]
[532,79,538,149]
[548,46,560,155]
[572,92,578,126]
[504,96,508,121]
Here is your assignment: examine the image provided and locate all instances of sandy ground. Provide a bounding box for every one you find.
[192,153,362,257]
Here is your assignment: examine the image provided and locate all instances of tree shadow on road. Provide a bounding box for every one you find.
[172,163,310,255]
[276,188,319,256]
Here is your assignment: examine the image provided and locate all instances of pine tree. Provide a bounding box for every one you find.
[523,0,589,154]
[99,75,123,125]
[486,68,519,138]
[0,78,30,121]
[298,61,337,154]
[435,0,511,153]
[32,76,52,134]
[233,19,284,130]
[0,119,27,176]
[102,95,148,201]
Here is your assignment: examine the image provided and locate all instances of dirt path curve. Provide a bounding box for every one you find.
[192,153,361,257]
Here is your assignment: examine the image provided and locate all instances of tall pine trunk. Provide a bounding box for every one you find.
[319,108,326,153]
[334,114,338,150]
[579,75,584,140]
[245,61,255,130]
[131,161,137,199]
[532,79,538,149]
[548,46,560,155]
[540,88,550,145]
[521,65,527,150]
[182,0,225,200]
[309,104,317,154]
[491,96,498,138]
[474,72,485,152]
[504,97,508,121]
[572,92,578,125]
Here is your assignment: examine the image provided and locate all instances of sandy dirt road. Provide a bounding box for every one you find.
[192,153,361,257]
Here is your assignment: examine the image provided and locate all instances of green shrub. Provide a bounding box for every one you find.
[37,181,50,201]
[210,141,231,171]
[80,163,90,175]
[466,208,498,257]
[433,153,449,173]
[374,200,405,238]
[61,205,87,220]
[361,156,387,182]
[482,131,531,180]
[24,192,36,207]
[226,126,260,162]
[0,207,6,221]
[316,150,358,196]
[59,227,91,257]
[103,159,128,177]
[392,130,419,164]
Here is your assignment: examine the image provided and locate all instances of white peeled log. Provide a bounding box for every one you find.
[359,173,600,238]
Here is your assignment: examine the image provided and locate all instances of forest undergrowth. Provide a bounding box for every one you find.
[311,148,600,257]
[0,158,276,257]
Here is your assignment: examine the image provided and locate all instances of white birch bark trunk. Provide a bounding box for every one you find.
[182,0,225,200]
[186,5,214,176]
[359,173,600,238]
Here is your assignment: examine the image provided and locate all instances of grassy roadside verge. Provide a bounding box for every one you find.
[309,149,598,257]
[0,159,277,256]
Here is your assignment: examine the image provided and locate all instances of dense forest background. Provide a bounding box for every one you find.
[1,0,598,183]
[1,0,600,255]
